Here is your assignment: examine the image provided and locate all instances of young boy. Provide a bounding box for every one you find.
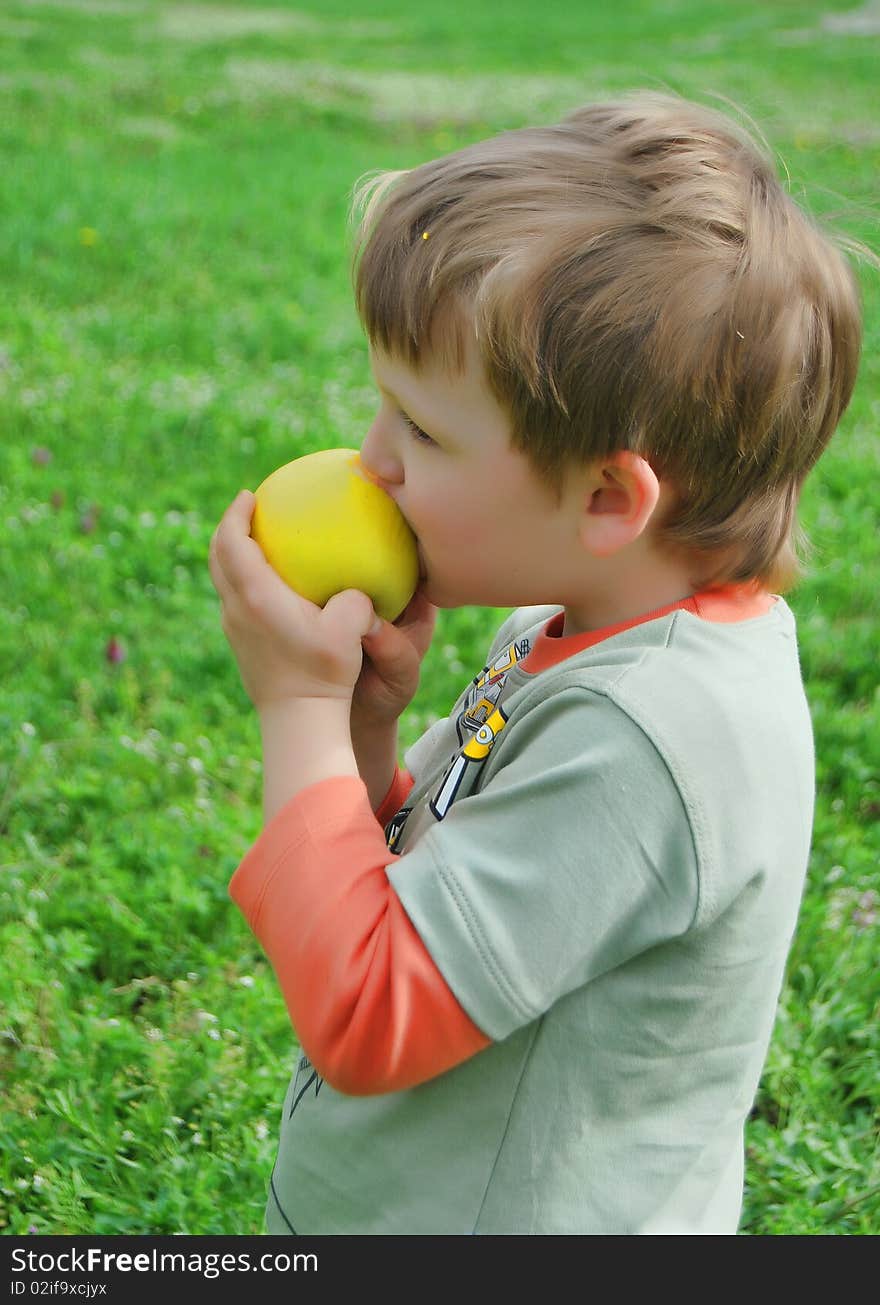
[208,92,862,1234]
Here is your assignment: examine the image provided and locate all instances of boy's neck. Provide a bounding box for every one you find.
[561,543,702,638]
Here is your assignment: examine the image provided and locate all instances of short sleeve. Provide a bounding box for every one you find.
[386,687,700,1042]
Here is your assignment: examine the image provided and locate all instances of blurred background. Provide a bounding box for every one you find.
[1,0,878,1233]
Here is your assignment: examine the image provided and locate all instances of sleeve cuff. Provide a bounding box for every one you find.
[229,774,379,926]
[374,765,415,827]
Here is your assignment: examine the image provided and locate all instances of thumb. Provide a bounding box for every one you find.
[359,609,422,683]
[322,588,377,639]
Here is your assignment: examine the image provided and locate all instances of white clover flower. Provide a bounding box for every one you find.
[853,890,878,931]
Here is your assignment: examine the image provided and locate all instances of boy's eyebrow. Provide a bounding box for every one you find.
[370,357,447,436]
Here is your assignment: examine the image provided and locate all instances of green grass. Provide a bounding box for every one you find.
[1,0,878,1235]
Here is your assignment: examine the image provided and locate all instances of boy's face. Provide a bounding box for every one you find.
[360,332,580,611]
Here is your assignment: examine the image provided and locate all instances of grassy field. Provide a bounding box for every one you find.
[1,0,878,1235]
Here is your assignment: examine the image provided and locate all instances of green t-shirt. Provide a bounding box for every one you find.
[266,599,813,1234]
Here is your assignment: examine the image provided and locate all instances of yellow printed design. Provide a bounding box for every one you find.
[462,705,509,761]
[383,635,527,847]
[462,642,524,736]
[430,704,509,821]
[458,636,529,743]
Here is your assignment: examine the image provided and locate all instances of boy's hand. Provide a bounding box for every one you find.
[209,490,377,710]
[354,588,438,730]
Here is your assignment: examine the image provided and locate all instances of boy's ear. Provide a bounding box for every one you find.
[579,452,661,557]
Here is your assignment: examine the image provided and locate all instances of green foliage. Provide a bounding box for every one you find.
[1,0,878,1235]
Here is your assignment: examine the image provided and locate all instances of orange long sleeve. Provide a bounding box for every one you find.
[373,764,416,828]
[229,773,491,1096]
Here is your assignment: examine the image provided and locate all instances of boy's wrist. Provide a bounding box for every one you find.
[258,696,359,825]
[349,715,400,812]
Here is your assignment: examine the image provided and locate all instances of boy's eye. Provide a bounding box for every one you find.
[402,414,435,446]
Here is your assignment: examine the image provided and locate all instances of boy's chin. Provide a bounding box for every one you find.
[419,577,492,610]
[418,576,457,609]
[419,561,522,610]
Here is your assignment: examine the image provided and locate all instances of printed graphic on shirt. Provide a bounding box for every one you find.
[456,635,530,746]
[430,703,509,820]
[383,633,530,846]
[385,806,413,853]
[288,1051,323,1118]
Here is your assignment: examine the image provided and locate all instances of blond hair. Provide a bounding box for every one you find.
[350,92,865,590]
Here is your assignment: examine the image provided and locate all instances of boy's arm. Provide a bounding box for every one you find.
[258,698,358,824]
[231,757,491,1096]
[372,761,415,826]
[260,697,412,825]
[350,589,436,811]
[211,492,487,1092]
[349,716,402,814]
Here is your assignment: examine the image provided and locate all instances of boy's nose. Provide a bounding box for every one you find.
[359,423,404,490]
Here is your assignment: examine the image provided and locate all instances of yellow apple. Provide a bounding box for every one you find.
[250,447,419,622]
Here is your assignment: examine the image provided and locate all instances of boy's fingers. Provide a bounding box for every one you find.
[211,491,268,594]
[207,521,229,597]
[323,589,376,640]
[394,589,438,654]
[361,612,423,681]
[367,589,436,640]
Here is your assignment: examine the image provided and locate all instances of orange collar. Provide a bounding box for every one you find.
[522,583,775,675]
